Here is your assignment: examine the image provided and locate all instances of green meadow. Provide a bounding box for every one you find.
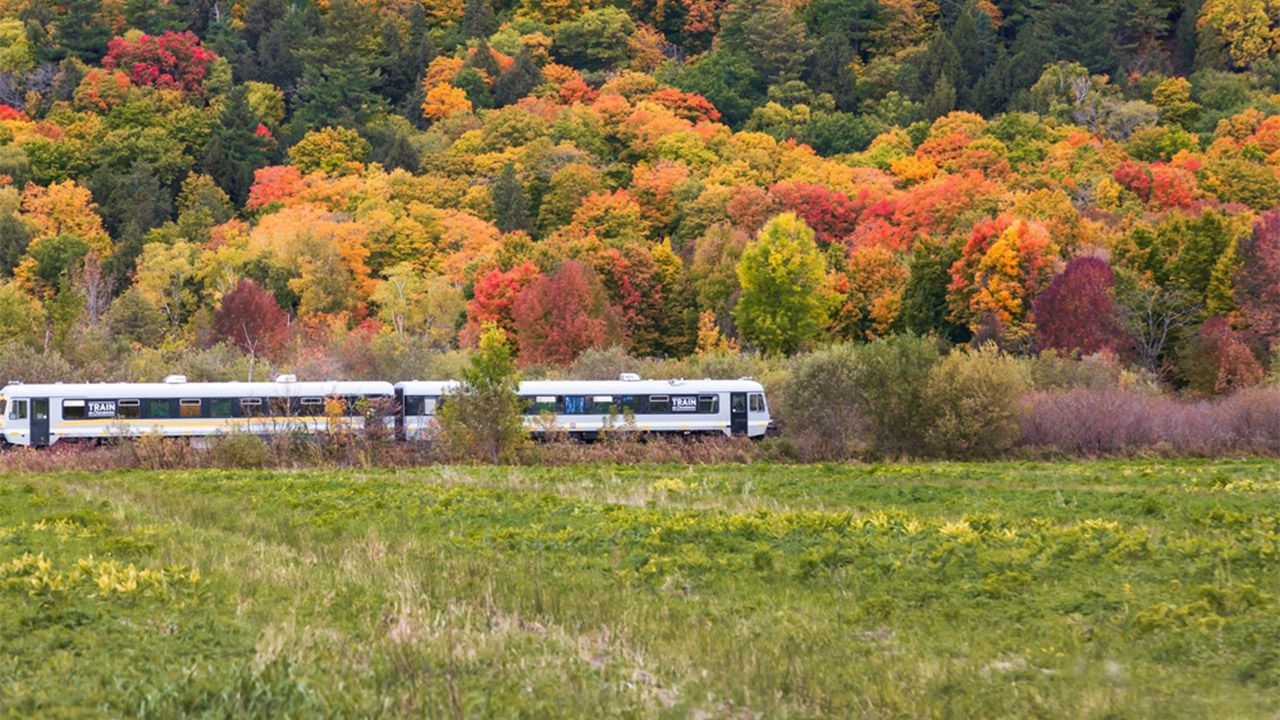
[3,461,1279,718]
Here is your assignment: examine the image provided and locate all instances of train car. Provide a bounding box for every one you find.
[393,380,460,440]
[0,375,395,447]
[396,375,771,440]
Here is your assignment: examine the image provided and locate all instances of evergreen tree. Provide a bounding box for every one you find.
[802,0,882,56]
[90,159,172,240]
[201,85,270,206]
[492,163,531,234]
[949,1,1000,106]
[461,0,497,39]
[808,33,859,112]
[52,0,111,63]
[0,211,31,277]
[291,60,384,131]
[923,74,958,119]
[492,46,541,107]
[1035,0,1117,74]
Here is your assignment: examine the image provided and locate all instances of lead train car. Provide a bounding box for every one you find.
[395,376,772,440]
[0,376,395,447]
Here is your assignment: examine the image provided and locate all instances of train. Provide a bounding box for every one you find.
[0,373,771,447]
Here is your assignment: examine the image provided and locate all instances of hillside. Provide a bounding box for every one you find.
[0,0,1278,389]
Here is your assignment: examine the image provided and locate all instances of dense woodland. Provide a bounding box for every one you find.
[0,0,1278,395]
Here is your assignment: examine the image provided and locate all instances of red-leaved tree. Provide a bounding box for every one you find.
[768,182,860,246]
[1235,211,1280,351]
[511,260,624,366]
[1033,257,1131,356]
[460,262,541,346]
[103,31,218,94]
[1178,317,1263,395]
[213,279,290,380]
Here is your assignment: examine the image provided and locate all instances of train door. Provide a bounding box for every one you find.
[730,392,748,436]
[30,398,49,447]
[6,398,28,445]
[748,392,768,437]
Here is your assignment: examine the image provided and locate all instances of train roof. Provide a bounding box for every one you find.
[395,377,764,396]
[0,379,394,399]
[516,378,765,395]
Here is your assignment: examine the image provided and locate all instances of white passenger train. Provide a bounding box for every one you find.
[0,375,394,447]
[1,374,771,447]
[395,375,771,440]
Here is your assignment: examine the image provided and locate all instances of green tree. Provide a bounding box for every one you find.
[437,325,527,462]
[733,213,830,354]
[552,8,636,72]
[288,126,370,175]
[461,0,496,39]
[492,163,531,234]
[0,19,35,73]
[492,46,542,107]
[52,0,111,62]
[202,85,271,205]
[105,286,167,347]
[0,282,44,347]
[901,238,970,343]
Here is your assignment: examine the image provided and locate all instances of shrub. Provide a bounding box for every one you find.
[211,432,269,469]
[1018,387,1160,455]
[856,335,941,458]
[923,345,1030,459]
[1026,350,1125,390]
[1017,385,1280,457]
[774,344,864,461]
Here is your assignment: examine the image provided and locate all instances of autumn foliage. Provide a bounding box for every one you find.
[102,31,217,94]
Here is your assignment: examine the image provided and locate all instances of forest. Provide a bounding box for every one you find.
[0,0,1278,395]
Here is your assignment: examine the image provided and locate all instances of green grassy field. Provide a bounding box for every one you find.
[3,461,1279,718]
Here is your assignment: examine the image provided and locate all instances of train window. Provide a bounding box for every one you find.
[403,396,423,416]
[8,399,26,420]
[698,395,719,414]
[592,395,614,414]
[563,396,588,414]
[300,398,324,415]
[730,394,746,414]
[0,398,5,418]
[240,398,263,417]
[749,393,765,412]
[529,396,555,415]
[179,399,202,418]
[147,399,171,419]
[648,395,670,413]
[32,399,47,421]
[63,399,86,419]
[118,400,140,418]
[270,398,291,416]
[619,395,640,413]
[342,396,363,417]
[210,398,233,418]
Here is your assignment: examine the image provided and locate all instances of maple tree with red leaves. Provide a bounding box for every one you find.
[768,182,860,247]
[461,263,542,346]
[511,260,625,366]
[212,279,290,380]
[103,31,218,94]
[1033,257,1131,357]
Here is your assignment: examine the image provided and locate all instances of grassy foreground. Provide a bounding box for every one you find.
[2,461,1279,718]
